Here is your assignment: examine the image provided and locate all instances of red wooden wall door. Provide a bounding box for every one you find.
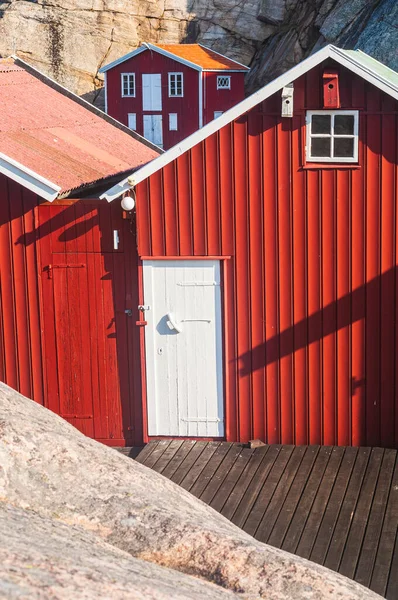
[37,202,141,446]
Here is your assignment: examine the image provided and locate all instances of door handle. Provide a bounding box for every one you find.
[166,312,182,333]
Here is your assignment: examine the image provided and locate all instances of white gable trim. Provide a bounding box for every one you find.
[99,46,147,74]
[100,45,398,201]
[0,152,61,201]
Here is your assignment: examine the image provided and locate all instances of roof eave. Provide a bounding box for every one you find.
[0,152,61,202]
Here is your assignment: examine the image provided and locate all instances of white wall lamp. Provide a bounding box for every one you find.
[121,190,135,212]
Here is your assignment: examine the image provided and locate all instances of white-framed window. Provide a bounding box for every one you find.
[121,73,135,97]
[168,72,183,97]
[169,113,178,131]
[306,110,359,163]
[214,111,223,119]
[128,113,137,130]
[217,76,231,90]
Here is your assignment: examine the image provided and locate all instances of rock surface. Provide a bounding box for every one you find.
[0,0,396,107]
[0,382,382,599]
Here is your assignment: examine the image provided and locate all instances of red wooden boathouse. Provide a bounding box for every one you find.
[102,45,398,449]
[100,44,249,149]
[1,46,398,450]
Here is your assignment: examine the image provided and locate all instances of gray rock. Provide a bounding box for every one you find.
[0,382,382,599]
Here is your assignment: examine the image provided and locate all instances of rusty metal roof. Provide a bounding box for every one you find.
[0,58,160,197]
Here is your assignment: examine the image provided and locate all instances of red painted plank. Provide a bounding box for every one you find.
[176,153,193,256]
[277,118,293,444]
[336,170,350,446]
[248,110,265,440]
[149,171,165,256]
[321,170,336,445]
[234,116,251,441]
[205,133,221,256]
[163,162,179,256]
[263,115,279,444]
[136,180,151,257]
[190,143,207,256]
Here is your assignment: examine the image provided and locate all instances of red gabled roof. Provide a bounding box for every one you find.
[0,58,160,196]
[153,44,249,71]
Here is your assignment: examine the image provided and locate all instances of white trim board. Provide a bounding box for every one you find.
[99,43,250,74]
[0,152,61,201]
[100,45,398,201]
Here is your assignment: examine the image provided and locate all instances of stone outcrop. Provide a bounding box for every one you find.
[0,0,396,108]
[0,382,382,599]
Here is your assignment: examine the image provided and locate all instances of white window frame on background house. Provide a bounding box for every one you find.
[214,111,223,119]
[168,73,184,97]
[121,73,136,97]
[306,110,359,163]
[128,113,137,130]
[169,113,178,131]
[217,76,231,90]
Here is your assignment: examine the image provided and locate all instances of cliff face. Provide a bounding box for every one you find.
[0,0,396,106]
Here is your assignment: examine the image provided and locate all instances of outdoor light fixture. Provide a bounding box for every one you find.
[121,191,135,211]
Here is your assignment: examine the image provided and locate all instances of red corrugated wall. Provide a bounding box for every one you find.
[135,59,398,448]
[0,175,44,405]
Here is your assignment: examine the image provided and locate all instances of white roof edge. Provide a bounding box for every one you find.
[0,152,61,202]
[101,44,398,199]
[99,46,147,73]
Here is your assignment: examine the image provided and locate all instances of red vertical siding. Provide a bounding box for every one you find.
[203,72,246,125]
[136,59,398,448]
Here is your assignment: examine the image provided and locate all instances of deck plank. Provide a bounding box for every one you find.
[151,439,185,473]
[180,442,222,492]
[268,446,320,548]
[231,445,281,529]
[295,446,345,560]
[199,444,244,504]
[309,446,358,565]
[244,445,294,536]
[221,446,268,521]
[385,530,398,600]
[324,447,371,572]
[210,447,253,512]
[188,443,233,497]
[371,454,398,597]
[170,441,210,485]
[282,446,333,554]
[135,440,160,464]
[255,446,307,543]
[161,440,197,479]
[355,449,396,588]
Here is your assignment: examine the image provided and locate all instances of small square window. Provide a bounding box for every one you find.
[217,76,231,90]
[168,73,183,97]
[306,110,358,163]
[121,73,135,97]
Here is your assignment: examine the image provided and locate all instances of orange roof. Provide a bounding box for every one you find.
[153,44,249,71]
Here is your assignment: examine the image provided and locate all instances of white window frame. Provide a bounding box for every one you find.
[169,113,178,131]
[306,110,359,163]
[168,72,184,97]
[217,76,231,90]
[214,111,223,119]
[121,73,136,97]
[128,113,137,131]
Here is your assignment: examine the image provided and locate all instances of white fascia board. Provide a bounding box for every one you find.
[330,46,398,100]
[146,44,202,71]
[101,44,398,199]
[99,46,147,73]
[100,179,132,202]
[0,152,61,201]
[198,44,250,71]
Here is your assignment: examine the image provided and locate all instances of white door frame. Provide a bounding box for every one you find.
[142,259,224,438]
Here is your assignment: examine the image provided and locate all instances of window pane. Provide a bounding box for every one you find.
[311,114,331,134]
[334,137,354,157]
[311,137,331,157]
[334,114,354,135]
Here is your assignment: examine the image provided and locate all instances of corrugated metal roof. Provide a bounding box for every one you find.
[0,59,159,196]
[153,44,249,71]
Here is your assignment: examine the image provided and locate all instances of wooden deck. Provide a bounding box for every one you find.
[134,441,398,599]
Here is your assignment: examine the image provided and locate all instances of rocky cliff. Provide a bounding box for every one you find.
[0,382,381,599]
[0,0,396,107]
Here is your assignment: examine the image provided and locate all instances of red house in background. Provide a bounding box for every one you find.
[99,43,249,149]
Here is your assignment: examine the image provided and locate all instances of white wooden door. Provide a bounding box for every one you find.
[142,74,162,111]
[143,115,163,148]
[143,260,224,437]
